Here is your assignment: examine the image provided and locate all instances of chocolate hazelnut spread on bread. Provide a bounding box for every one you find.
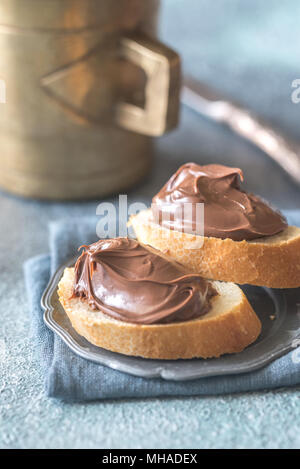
[73,238,215,324]
[152,163,287,241]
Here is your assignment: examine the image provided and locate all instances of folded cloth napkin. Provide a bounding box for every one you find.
[24,211,300,402]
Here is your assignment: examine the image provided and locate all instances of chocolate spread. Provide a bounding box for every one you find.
[73,238,215,324]
[152,163,287,241]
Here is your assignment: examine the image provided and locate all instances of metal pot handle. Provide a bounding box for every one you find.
[115,33,181,136]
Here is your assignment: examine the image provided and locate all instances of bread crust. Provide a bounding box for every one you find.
[58,267,261,360]
[129,209,300,288]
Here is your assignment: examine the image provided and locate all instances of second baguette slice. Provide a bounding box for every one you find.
[129,209,300,288]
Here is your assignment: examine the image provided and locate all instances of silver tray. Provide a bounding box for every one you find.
[41,258,300,381]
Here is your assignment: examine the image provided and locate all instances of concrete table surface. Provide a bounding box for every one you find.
[1,0,300,449]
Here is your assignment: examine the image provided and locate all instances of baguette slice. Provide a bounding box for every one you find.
[58,267,261,360]
[129,209,300,289]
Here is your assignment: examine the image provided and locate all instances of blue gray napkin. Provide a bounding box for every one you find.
[24,212,300,402]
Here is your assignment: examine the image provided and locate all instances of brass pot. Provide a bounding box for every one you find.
[0,0,180,199]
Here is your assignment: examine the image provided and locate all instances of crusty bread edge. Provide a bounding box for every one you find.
[129,209,300,288]
[58,268,261,360]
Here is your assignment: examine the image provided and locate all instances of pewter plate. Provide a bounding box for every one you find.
[42,258,300,381]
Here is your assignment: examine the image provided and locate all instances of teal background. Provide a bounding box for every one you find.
[1,0,300,448]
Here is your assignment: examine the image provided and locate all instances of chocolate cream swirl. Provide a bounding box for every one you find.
[152,163,287,241]
[73,238,215,325]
